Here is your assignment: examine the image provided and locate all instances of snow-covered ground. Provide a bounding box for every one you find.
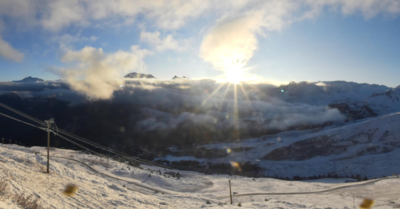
[183,111,400,179]
[1,144,400,208]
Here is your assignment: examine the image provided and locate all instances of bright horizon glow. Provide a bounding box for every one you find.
[217,66,260,84]
[217,55,258,84]
[224,65,246,84]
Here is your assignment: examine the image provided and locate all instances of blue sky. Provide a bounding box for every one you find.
[0,0,400,87]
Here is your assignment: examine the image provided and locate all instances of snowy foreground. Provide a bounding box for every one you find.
[1,145,400,208]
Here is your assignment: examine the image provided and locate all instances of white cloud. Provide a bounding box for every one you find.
[140,30,188,52]
[0,0,399,69]
[199,0,400,72]
[52,33,97,47]
[0,0,399,32]
[303,0,400,20]
[0,37,24,62]
[199,12,263,71]
[199,0,297,71]
[37,0,210,31]
[53,45,151,99]
[0,21,24,62]
[41,0,88,31]
[0,0,33,19]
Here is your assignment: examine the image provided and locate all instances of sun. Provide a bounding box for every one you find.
[223,65,246,84]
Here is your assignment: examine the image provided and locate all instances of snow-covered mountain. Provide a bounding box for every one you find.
[124,72,156,79]
[172,75,189,80]
[260,81,400,120]
[12,76,44,83]
[171,111,400,179]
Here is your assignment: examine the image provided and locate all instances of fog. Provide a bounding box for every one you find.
[0,78,347,135]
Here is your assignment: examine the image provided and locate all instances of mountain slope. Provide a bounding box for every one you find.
[124,72,156,79]
[2,144,400,208]
[193,111,400,178]
[12,76,44,83]
[262,81,400,119]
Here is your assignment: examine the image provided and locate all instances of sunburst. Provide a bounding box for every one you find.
[195,55,261,141]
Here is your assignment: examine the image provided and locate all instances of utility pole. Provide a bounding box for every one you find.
[9,139,11,144]
[229,180,233,205]
[45,118,55,174]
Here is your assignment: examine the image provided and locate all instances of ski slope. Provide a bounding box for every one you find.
[1,144,400,208]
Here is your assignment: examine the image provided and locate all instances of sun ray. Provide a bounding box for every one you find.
[239,82,256,112]
[194,82,227,113]
[233,84,240,140]
[218,82,232,111]
[242,81,266,101]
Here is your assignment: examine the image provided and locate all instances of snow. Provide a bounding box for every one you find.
[1,144,400,208]
[193,111,400,179]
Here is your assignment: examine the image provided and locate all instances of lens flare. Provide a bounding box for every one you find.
[230,161,242,172]
[63,184,79,197]
[359,199,374,209]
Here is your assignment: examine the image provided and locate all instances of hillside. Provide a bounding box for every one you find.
[2,144,400,208]
[165,111,400,179]
[12,77,44,83]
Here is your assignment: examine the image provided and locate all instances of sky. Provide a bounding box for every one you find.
[0,0,400,87]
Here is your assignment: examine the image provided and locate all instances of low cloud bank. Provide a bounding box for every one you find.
[0,79,347,133]
[117,80,346,132]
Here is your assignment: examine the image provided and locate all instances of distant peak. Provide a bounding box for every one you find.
[124,72,156,79]
[172,76,189,80]
[13,76,44,83]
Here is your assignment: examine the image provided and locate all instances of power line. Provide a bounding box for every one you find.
[0,102,44,125]
[0,109,149,167]
[56,134,105,158]
[0,111,45,131]
[0,101,134,154]
[0,102,168,168]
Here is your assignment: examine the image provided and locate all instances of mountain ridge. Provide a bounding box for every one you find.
[124,72,156,79]
[12,76,44,83]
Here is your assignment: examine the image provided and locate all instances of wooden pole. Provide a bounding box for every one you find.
[47,122,50,174]
[229,180,233,205]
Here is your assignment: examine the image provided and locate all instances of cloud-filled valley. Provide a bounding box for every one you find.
[2,77,399,145]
